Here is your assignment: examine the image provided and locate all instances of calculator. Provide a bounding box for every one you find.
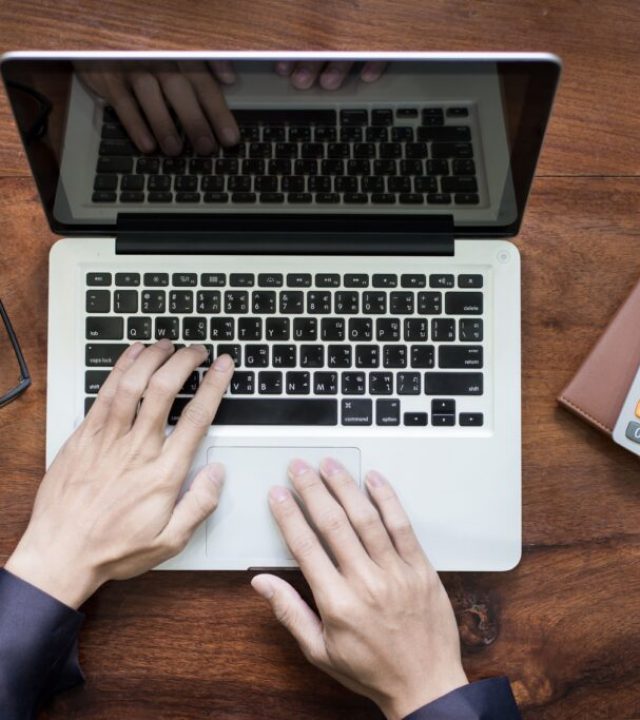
[613,363,640,457]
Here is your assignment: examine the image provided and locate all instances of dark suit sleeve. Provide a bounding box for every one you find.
[0,568,85,720]
[402,677,521,720]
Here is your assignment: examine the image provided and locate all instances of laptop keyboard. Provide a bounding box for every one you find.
[84,269,486,428]
[92,106,480,207]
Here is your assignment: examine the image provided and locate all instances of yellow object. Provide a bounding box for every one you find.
[636,400,640,418]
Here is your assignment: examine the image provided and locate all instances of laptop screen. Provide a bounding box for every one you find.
[1,53,560,238]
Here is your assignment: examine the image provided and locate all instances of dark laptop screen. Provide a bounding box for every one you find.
[1,53,560,238]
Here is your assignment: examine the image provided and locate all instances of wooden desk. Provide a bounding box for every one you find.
[1,2,639,718]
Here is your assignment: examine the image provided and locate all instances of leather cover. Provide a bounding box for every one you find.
[558,278,640,434]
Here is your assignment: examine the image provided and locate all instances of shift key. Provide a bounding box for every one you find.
[425,372,483,395]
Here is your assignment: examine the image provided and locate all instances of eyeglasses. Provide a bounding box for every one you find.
[0,299,31,408]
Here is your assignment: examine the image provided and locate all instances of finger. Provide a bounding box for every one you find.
[133,344,209,437]
[129,70,182,156]
[101,340,175,438]
[158,462,225,552]
[319,458,397,566]
[251,574,329,666]
[208,60,236,85]
[290,61,324,90]
[365,471,427,567]
[106,76,156,153]
[288,459,371,573]
[162,353,235,466]
[268,485,341,591]
[360,61,387,83]
[156,70,216,155]
[275,60,295,77]
[319,61,353,90]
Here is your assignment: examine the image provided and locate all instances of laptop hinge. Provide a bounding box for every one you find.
[115,214,455,256]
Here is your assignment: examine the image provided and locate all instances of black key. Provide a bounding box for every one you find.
[417,292,442,314]
[179,371,200,395]
[432,399,455,414]
[326,143,349,160]
[243,346,269,369]
[210,317,234,340]
[376,399,400,426]
[362,176,385,193]
[148,191,173,203]
[314,372,338,395]
[244,160,267,176]
[404,143,428,159]
[148,175,172,191]
[216,158,239,174]
[342,372,366,395]
[460,412,484,427]
[174,175,198,192]
[411,345,435,369]
[196,291,221,314]
[452,159,476,175]
[425,373,483,395]
[439,345,483,369]
[189,158,213,174]
[355,344,379,368]
[383,345,407,368]
[256,274,283,289]
[216,344,242,366]
[85,343,129,367]
[272,344,297,368]
[99,139,136,156]
[289,128,311,142]
[327,344,352,369]
[321,159,344,175]
[340,126,362,142]
[169,398,338,426]
[293,317,317,341]
[199,344,214,368]
[390,291,414,314]
[285,371,310,395]
[388,176,411,193]
[173,273,197,287]
[380,143,402,159]
[414,177,438,193]
[427,159,449,175]
[335,177,359,193]
[397,372,421,395]
[342,399,372,426]
[455,193,480,205]
[362,292,386,314]
[86,289,110,313]
[397,108,418,118]
[231,192,257,203]
[96,157,133,174]
[144,272,169,287]
[114,290,138,313]
[287,192,313,203]
[376,318,401,342]
[86,317,123,340]
[401,274,426,288]
[303,143,326,159]
[344,192,368,204]
[372,274,397,288]
[252,291,276,314]
[101,122,127,140]
[225,291,249,313]
[459,319,483,342]
[458,274,483,289]
[258,371,283,395]
[431,318,455,342]
[404,412,427,426]
[163,158,186,174]
[230,371,255,395]
[373,160,396,175]
[371,193,396,204]
[269,159,292,175]
[392,126,414,141]
[201,273,226,287]
[442,176,478,193]
[366,127,388,142]
[399,193,424,204]
[321,318,345,341]
[315,126,337,141]
[422,107,444,122]
[275,143,298,159]
[432,414,455,426]
[265,318,290,341]
[316,193,340,203]
[85,370,110,394]
[260,192,285,203]
[447,107,469,118]
[430,274,454,289]
[294,160,317,176]
[286,273,312,288]
[445,292,483,315]
[417,126,472,142]
[262,126,286,142]
[87,272,111,286]
[280,291,304,314]
[307,292,331,314]
[249,142,272,159]
[348,318,372,341]
[344,274,368,288]
[400,159,423,175]
[370,372,393,395]
[427,193,452,205]
[92,191,117,203]
[114,273,140,287]
[183,317,207,341]
[431,142,474,159]
[316,273,340,288]
[127,316,151,340]
[94,174,118,191]
[404,318,428,341]
[175,192,201,203]
[155,317,179,340]
[238,317,262,341]
[300,344,324,368]
[169,291,193,314]
[341,109,368,126]
[354,143,376,158]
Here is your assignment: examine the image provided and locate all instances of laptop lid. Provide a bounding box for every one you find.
[0,51,560,246]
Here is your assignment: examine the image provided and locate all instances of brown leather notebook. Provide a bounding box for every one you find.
[558,278,640,434]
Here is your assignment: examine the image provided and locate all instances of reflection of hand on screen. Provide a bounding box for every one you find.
[275,61,387,90]
[77,60,239,156]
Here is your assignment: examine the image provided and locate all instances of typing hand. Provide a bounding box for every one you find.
[6,341,234,609]
[77,61,240,155]
[251,459,467,720]
[275,60,387,90]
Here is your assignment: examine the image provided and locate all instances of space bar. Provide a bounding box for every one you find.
[169,398,338,426]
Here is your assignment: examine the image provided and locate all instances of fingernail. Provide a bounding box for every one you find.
[251,575,274,600]
[269,486,290,503]
[276,61,292,75]
[221,126,239,146]
[294,69,311,87]
[366,470,386,488]
[321,457,343,476]
[321,70,340,89]
[163,134,181,155]
[195,135,215,155]
[207,462,225,487]
[288,458,310,477]
[128,342,146,359]
[213,353,233,371]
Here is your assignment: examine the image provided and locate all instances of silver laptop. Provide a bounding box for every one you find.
[0,51,560,571]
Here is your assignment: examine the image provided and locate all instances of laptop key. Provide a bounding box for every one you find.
[92,191,117,203]
[266,318,290,341]
[314,372,338,395]
[86,317,123,340]
[179,371,200,395]
[343,274,368,288]
[398,372,421,395]
[417,292,442,314]
[316,193,340,203]
[460,412,484,427]
[97,157,133,174]
[321,318,346,341]
[252,291,276,314]
[404,412,427,426]
[327,344,352,368]
[445,292,483,315]
[401,274,426,288]
[155,317,179,340]
[238,318,262,341]
[258,371,283,395]
[300,345,324,368]
[258,273,284,288]
[114,290,138,313]
[342,372,366,395]
[424,373,483,395]
[86,290,110,313]
[183,317,207,341]
[225,291,249,313]
[442,176,478,193]
[230,371,255,395]
[286,273,312,288]
[216,344,241,366]
[371,193,396,204]
[168,398,338,426]
[452,159,476,175]
[210,317,234,340]
[86,344,129,367]
[293,318,317,341]
[94,174,118,191]
[143,273,169,287]
[197,291,221,314]
[87,272,112,287]
[370,372,393,395]
[85,370,110,394]
[411,345,435,369]
[399,193,424,204]
[355,345,380,368]
[204,192,229,203]
[459,319,483,342]
[285,371,310,395]
[173,273,197,287]
[432,399,455,414]
[427,193,452,204]
[201,273,226,287]
[431,319,455,342]
[383,345,407,368]
[114,273,140,287]
[307,292,331,314]
[439,345,483,369]
[287,192,313,203]
[376,318,401,342]
[127,317,151,340]
[348,318,372,341]
[245,344,269,368]
[120,191,145,203]
[231,192,257,203]
[376,399,400,426]
[341,399,372,426]
[316,273,340,287]
[169,291,193,314]
[458,274,483,289]
[280,291,304,313]
[341,110,368,126]
[372,274,397,288]
[272,344,297,367]
[362,292,386,314]
[455,193,480,205]
[390,292,414,314]
[404,318,428,341]
[432,414,455,426]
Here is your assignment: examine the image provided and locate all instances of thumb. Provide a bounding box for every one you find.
[251,574,328,666]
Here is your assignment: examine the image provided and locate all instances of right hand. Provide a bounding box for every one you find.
[251,458,468,720]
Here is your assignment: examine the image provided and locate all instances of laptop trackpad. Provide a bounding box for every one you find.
[205,446,361,568]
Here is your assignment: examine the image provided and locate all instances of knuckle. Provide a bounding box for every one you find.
[322,594,351,623]
[290,533,317,560]
[117,374,146,400]
[181,400,212,428]
[317,508,346,535]
[147,373,177,398]
[354,507,380,533]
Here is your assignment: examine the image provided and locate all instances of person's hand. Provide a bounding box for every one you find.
[251,459,468,720]
[77,60,240,155]
[275,60,387,90]
[5,340,234,609]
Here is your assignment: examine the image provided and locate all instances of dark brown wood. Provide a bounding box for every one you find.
[0,2,639,718]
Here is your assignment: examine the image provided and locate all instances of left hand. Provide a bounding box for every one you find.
[274,60,387,90]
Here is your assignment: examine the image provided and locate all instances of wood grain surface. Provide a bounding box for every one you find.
[0,1,639,719]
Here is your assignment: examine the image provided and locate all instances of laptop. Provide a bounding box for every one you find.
[0,51,560,571]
